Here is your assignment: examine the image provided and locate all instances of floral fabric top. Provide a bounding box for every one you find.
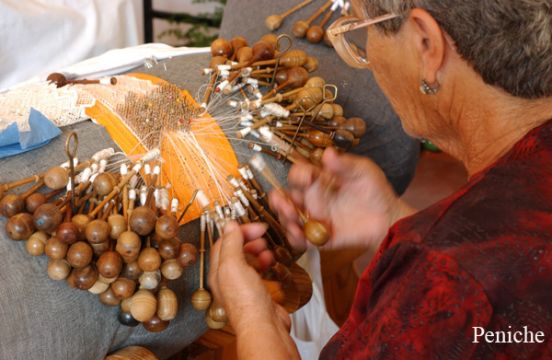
[321,121,552,359]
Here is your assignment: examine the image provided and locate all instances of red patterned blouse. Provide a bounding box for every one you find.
[320,121,552,359]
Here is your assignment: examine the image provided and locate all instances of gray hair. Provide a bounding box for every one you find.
[362,0,552,99]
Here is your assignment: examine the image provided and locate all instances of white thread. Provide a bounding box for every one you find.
[99,159,107,173]
[92,148,115,162]
[238,127,252,137]
[196,189,210,209]
[228,177,240,188]
[139,186,148,206]
[76,168,92,183]
[262,103,290,118]
[171,198,179,213]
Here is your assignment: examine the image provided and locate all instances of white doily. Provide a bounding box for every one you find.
[0,75,159,132]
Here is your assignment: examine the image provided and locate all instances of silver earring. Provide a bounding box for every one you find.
[419,80,440,95]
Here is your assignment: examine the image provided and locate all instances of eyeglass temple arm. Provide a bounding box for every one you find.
[328,13,399,36]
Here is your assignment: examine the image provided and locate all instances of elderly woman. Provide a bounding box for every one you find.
[209,0,552,358]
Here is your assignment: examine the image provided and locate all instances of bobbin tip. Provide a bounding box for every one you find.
[196,189,210,209]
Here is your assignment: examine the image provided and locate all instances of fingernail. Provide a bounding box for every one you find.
[224,220,239,233]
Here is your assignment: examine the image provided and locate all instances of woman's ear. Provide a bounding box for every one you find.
[407,8,446,84]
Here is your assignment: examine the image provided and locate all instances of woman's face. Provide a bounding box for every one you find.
[364,23,435,139]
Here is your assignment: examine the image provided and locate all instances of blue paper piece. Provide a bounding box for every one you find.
[0,108,61,158]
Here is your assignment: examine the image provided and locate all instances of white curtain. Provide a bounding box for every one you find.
[0,0,143,90]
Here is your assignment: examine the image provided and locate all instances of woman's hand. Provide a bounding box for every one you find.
[208,221,300,359]
[270,148,415,253]
[208,222,289,332]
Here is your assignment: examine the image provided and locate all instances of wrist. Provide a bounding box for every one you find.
[228,297,276,335]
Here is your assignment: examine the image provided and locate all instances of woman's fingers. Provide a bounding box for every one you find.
[243,237,269,255]
[269,191,307,251]
[269,190,300,223]
[243,237,274,269]
[241,222,269,243]
[288,161,319,191]
[207,237,222,298]
[257,249,276,271]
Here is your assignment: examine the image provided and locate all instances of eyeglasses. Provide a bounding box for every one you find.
[327,13,399,69]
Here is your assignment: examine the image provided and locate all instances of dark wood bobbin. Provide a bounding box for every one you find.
[142,315,169,333]
[118,311,140,327]
[343,117,367,138]
[333,129,355,150]
[158,238,180,260]
[279,49,309,68]
[275,69,288,85]
[160,259,183,280]
[26,231,48,256]
[328,115,346,128]
[97,251,124,278]
[116,231,142,262]
[306,25,325,43]
[129,206,157,236]
[66,241,94,268]
[72,214,91,235]
[57,222,80,245]
[93,172,117,197]
[251,40,275,64]
[274,246,294,267]
[99,287,121,306]
[210,38,233,58]
[236,47,253,64]
[33,203,63,233]
[111,277,137,300]
[47,259,71,280]
[44,166,68,190]
[155,215,178,240]
[177,243,198,267]
[121,261,143,281]
[47,72,68,87]
[304,56,319,72]
[70,265,99,290]
[230,36,248,54]
[6,213,35,240]
[138,248,162,272]
[85,219,111,244]
[25,193,47,214]
[120,298,132,313]
[108,214,127,240]
[0,194,25,218]
[91,241,110,257]
[45,236,68,260]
